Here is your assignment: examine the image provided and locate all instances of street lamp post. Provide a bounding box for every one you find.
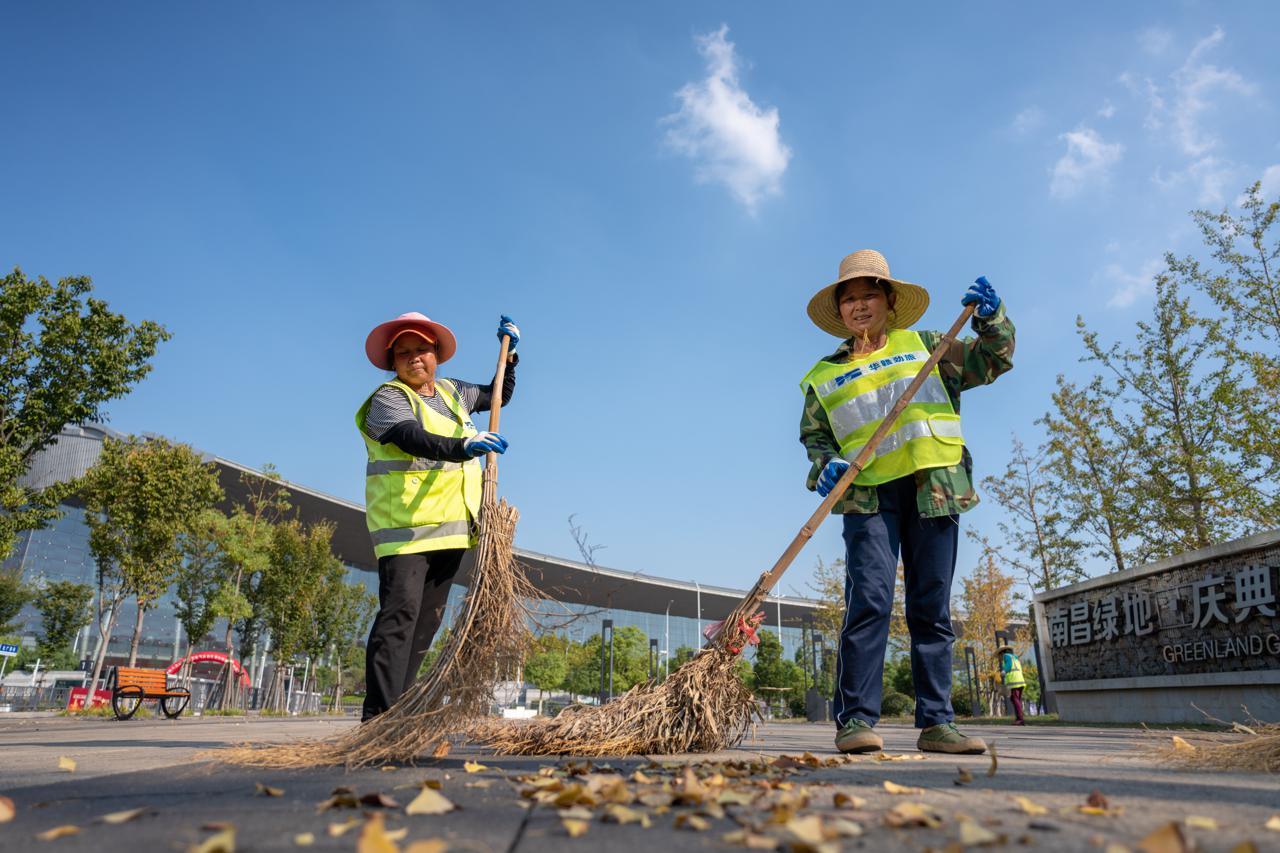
[649,639,658,681]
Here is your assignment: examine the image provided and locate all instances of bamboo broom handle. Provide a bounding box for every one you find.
[481,332,513,500]
[728,304,976,629]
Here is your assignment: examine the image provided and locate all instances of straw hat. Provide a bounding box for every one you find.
[364,312,457,369]
[996,644,1015,655]
[807,249,930,337]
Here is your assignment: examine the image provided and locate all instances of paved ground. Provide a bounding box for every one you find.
[0,713,1276,852]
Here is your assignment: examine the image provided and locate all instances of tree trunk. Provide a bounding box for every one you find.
[128,598,146,667]
[87,598,121,699]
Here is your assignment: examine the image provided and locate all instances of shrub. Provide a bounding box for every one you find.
[880,691,914,717]
[950,687,973,717]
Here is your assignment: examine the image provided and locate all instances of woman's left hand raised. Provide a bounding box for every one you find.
[961,276,1000,318]
[497,315,520,350]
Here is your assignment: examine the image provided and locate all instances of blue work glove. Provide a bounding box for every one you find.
[497,315,520,350]
[816,458,850,497]
[961,276,1000,318]
[463,431,508,457]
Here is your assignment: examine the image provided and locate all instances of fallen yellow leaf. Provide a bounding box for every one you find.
[188,827,235,853]
[832,791,866,808]
[674,813,710,831]
[1185,815,1218,830]
[954,766,973,785]
[99,807,149,824]
[1013,796,1048,816]
[462,761,487,773]
[1170,735,1195,753]
[1135,821,1191,853]
[254,783,285,797]
[959,819,1002,846]
[385,827,408,842]
[828,818,863,838]
[57,757,75,773]
[35,825,80,842]
[987,740,998,777]
[601,804,650,827]
[1266,815,1280,832]
[883,780,925,795]
[884,802,941,829]
[327,818,360,837]
[0,796,14,824]
[1228,843,1258,853]
[294,833,315,846]
[404,842,448,853]
[721,829,776,849]
[431,741,451,759]
[562,818,589,837]
[357,813,398,853]
[405,787,456,816]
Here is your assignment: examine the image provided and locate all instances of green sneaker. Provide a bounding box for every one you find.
[916,722,987,755]
[835,718,883,754]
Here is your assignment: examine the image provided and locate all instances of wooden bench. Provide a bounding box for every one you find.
[108,667,190,720]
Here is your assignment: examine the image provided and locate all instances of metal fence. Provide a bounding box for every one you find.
[0,685,73,711]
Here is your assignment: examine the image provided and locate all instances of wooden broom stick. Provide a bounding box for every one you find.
[481,331,513,503]
[724,304,976,636]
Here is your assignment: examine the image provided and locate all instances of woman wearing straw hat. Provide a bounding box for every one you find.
[356,311,520,722]
[799,249,1015,754]
[997,643,1027,725]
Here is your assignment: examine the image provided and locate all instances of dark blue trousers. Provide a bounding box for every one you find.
[833,474,959,729]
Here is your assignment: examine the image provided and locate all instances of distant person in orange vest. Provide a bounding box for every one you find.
[998,644,1026,725]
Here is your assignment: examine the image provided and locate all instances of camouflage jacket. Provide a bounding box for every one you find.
[799,304,1016,518]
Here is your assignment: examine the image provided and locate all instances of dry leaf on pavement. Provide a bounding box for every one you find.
[1135,821,1191,853]
[986,741,998,777]
[1266,815,1280,831]
[1013,796,1048,816]
[189,827,235,853]
[462,761,487,773]
[1170,736,1195,753]
[959,819,1003,847]
[832,792,866,809]
[884,802,941,829]
[99,807,150,824]
[1086,790,1110,809]
[56,757,75,773]
[431,741,451,759]
[254,783,284,797]
[294,833,314,846]
[0,796,14,824]
[35,825,81,842]
[674,813,710,831]
[883,781,924,795]
[357,813,398,853]
[405,787,456,816]
[1185,816,1218,830]
[562,818,589,837]
[1228,842,1258,853]
[722,829,776,849]
[327,818,360,837]
[360,792,401,809]
[601,805,650,827]
[954,767,973,786]
[404,842,447,853]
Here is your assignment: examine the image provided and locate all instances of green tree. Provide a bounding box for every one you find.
[257,520,339,711]
[174,509,226,670]
[807,555,908,654]
[524,635,570,715]
[1184,181,1280,522]
[208,468,290,709]
[956,550,1022,715]
[79,436,222,673]
[0,269,169,561]
[0,567,32,634]
[979,435,1084,597]
[79,437,221,694]
[751,630,804,717]
[1080,271,1266,556]
[1040,376,1143,573]
[307,560,376,712]
[563,626,651,700]
[33,580,93,667]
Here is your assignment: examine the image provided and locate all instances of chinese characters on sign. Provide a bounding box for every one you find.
[1049,563,1277,648]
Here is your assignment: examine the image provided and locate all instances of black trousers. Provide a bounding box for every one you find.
[362,549,464,721]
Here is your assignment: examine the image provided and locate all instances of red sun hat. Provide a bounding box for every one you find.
[364,312,457,369]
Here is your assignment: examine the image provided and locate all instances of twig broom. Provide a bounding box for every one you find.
[220,331,538,768]
[477,305,977,756]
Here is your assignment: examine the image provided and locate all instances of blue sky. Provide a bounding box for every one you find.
[4,3,1279,599]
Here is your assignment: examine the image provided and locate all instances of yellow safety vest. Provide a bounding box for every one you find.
[1002,654,1026,689]
[355,379,482,558]
[801,329,964,486]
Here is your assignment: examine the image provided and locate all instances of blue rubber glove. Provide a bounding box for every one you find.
[497,315,520,351]
[817,458,850,497]
[961,276,1000,318]
[463,431,508,457]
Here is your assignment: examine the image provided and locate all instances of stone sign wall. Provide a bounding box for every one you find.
[1034,529,1280,724]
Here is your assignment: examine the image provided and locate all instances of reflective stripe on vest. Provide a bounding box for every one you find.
[355,378,482,558]
[1003,654,1026,688]
[801,329,964,486]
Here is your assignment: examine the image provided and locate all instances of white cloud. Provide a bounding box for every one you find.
[662,25,791,212]
[1050,128,1124,199]
[1153,155,1234,205]
[1097,99,1116,119]
[1011,106,1045,136]
[1168,28,1256,158]
[1103,259,1163,308]
[1138,27,1173,56]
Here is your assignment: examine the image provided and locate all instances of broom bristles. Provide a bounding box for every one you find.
[218,497,534,768]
